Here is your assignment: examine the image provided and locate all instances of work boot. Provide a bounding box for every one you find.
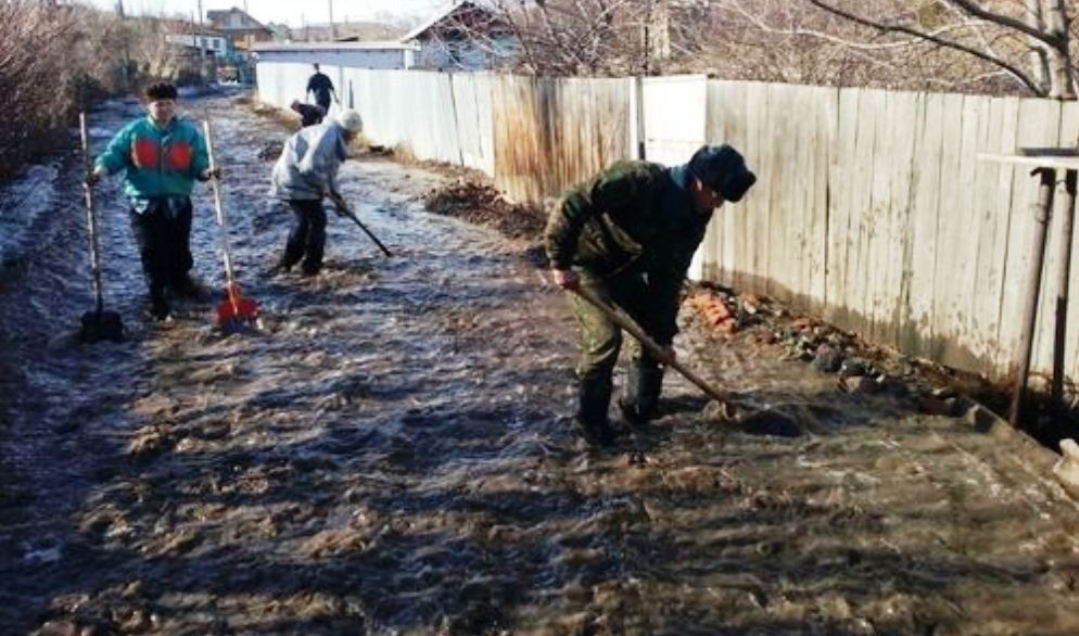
[576,373,618,447]
[618,362,664,427]
[171,275,209,301]
[269,259,293,276]
[149,287,171,321]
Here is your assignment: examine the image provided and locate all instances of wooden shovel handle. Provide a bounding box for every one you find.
[572,285,732,406]
[79,112,105,314]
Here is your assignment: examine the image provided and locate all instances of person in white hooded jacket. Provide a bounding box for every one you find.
[271,109,363,276]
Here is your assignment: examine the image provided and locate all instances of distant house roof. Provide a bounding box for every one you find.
[149,17,224,35]
[206,7,272,34]
[400,0,511,43]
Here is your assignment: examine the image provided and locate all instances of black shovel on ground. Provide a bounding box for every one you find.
[78,112,124,343]
[327,192,394,257]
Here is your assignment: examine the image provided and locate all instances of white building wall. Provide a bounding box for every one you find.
[255,49,410,70]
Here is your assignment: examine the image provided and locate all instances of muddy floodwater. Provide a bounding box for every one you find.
[2,91,1079,636]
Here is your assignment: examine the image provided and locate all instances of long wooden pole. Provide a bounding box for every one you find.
[1052,169,1077,405]
[1010,167,1056,427]
[572,286,732,406]
[79,113,104,315]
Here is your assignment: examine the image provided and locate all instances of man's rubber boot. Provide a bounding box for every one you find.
[576,373,617,448]
[149,286,171,321]
[619,362,664,427]
[172,275,210,301]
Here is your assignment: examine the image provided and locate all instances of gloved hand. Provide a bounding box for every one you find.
[327,191,349,216]
[199,167,221,181]
[85,168,102,187]
[551,268,579,291]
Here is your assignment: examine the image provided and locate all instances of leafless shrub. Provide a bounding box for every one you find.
[0,2,202,180]
[492,0,655,75]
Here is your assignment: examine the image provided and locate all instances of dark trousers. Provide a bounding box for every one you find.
[281,199,327,274]
[129,198,194,301]
[298,105,323,127]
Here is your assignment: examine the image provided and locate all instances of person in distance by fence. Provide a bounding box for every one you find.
[545,144,757,447]
[305,64,338,115]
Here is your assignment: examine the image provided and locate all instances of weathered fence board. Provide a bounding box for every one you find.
[712,81,751,290]
[929,94,970,367]
[450,73,495,175]
[491,75,630,204]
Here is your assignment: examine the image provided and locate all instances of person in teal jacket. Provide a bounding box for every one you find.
[87,82,218,320]
[545,145,756,447]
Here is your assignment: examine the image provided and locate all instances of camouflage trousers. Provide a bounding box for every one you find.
[570,272,668,382]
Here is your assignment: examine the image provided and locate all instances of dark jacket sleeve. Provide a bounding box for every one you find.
[647,219,709,344]
[544,162,647,269]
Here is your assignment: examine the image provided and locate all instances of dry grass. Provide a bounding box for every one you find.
[0,3,204,181]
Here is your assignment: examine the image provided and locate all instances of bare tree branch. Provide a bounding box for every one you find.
[804,0,1044,94]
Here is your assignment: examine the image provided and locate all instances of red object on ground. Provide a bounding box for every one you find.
[689,293,737,334]
[216,282,259,331]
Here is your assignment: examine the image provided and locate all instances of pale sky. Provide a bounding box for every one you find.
[87,0,446,28]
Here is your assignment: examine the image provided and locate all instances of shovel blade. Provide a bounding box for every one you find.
[80,309,125,343]
[216,294,259,333]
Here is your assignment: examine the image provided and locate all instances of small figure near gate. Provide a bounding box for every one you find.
[305,64,338,115]
[545,144,757,447]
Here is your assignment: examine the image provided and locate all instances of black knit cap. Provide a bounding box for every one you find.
[687,144,757,202]
[144,82,178,101]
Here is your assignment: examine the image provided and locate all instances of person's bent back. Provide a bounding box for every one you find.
[270,110,362,276]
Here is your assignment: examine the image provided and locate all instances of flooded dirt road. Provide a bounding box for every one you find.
[3,92,1079,636]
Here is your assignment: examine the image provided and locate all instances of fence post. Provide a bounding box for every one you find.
[1010,167,1057,427]
[631,76,646,160]
[1052,169,1077,405]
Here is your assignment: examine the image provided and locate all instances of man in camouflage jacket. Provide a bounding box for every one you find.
[545,144,756,447]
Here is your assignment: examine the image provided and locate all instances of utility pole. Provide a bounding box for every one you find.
[198,0,210,83]
[243,0,253,51]
[328,0,336,40]
[117,0,130,90]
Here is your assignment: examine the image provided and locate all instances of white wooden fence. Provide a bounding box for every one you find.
[256,63,1079,387]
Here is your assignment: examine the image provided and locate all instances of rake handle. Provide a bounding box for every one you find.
[571,285,732,406]
[328,192,393,257]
